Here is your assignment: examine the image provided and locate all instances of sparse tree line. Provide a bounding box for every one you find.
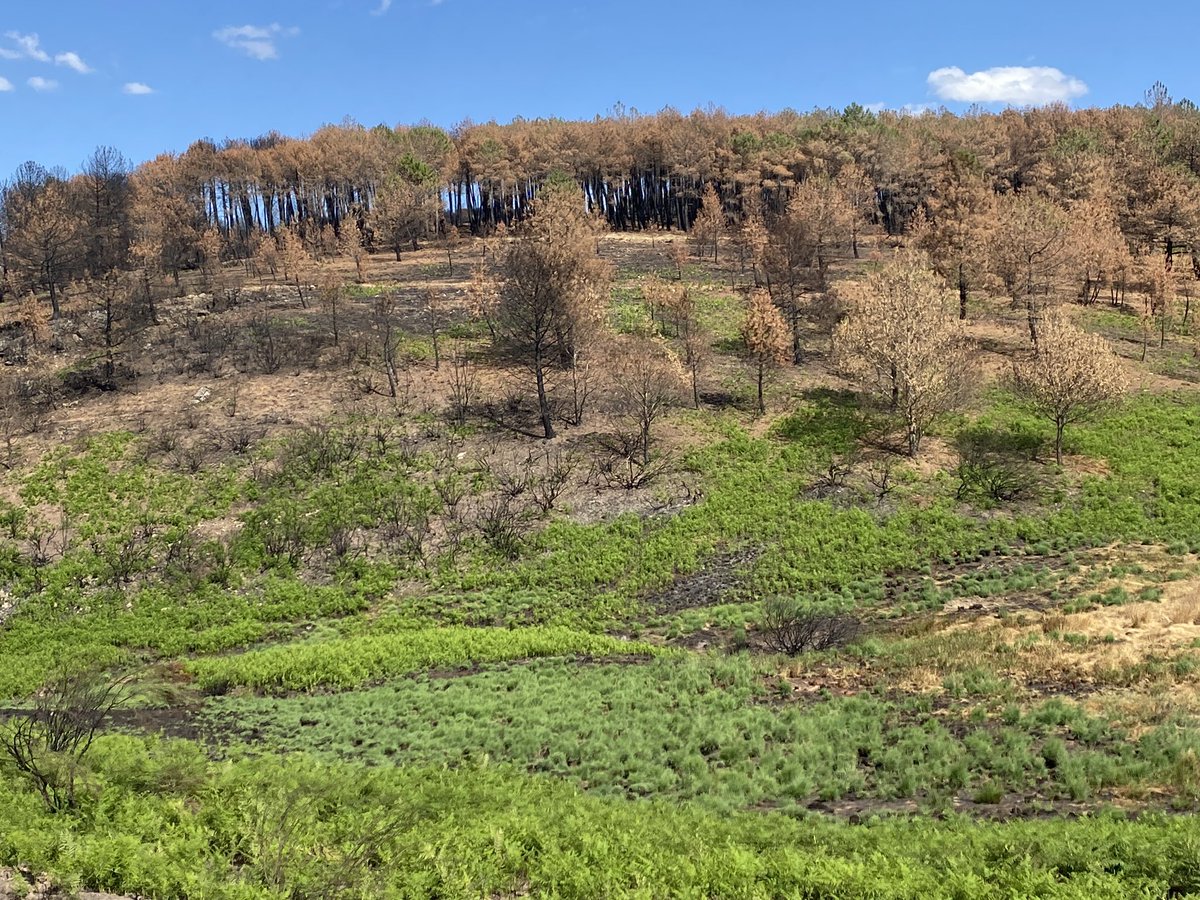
[5,87,1200,310]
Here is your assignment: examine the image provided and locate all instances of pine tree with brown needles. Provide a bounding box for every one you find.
[835,161,875,260]
[914,154,994,319]
[466,256,500,345]
[276,227,311,308]
[3,177,86,320]
[1068,198,1128,307]
[737,205,769,287]
[673,286,709,409]
[989,192,1073,350]
[498,182,610,438]
[249,230,278,280]
[787,173,855,288]
[198,227,223,294]
[741,289,790,415]
[691,183,725,262]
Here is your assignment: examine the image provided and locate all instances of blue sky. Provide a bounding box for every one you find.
[0,0,1193,178]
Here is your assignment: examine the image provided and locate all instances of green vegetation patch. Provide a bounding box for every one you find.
[4,735,1200,899]
[188,625,658,693]
[0,577,367,699]
[204,655,1200,810]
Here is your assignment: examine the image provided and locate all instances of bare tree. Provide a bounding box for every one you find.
[338,213,368,283]
[86,269,137,388]
[833,252,973,456]
[79,145,132,275]
[424,288,442,370]
[371,294,403,398]
[443,220,463,275]
[990,192,1073,350]
[610,336,685,465]
[1013,310,1127,464]
[446,342,477,426]
[1,667,130,811]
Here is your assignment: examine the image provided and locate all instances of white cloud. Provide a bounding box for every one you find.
[927,66,1087,105]
[0,76,12,92]
[27,75,57,91]
[213,23,298,61]
[123,81,154,95]
[372,0,393,13]
[2,31,50,62]
[54,51,91,74]
[1,34,91,75]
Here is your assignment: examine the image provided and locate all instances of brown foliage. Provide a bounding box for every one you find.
[833,252,973,456]
[338,214,368,283]
[276,227,311,308]
[1068,198,1129,306]
[741,288,790,414]
[497,183,610,438]
[1012,310,1127,463]
[371,177,440,258]
[914,155,995,319]
[3,177,85,319]
[690,182,725,261]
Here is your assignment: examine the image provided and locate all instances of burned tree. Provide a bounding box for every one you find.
[497,183,609,438]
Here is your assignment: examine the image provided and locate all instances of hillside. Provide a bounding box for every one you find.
[0,206,1195,900]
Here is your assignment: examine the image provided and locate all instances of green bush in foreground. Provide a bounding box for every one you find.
[204,655,1200,810]
[1,735,1199,899]
[187,626,660,693]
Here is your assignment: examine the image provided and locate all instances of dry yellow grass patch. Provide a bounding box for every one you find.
[1009,592,1200,689]
[925,575,1200,695]
[1088,683,1200,735]
[1167,586,1200,626]
[1065,576,1200,649]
